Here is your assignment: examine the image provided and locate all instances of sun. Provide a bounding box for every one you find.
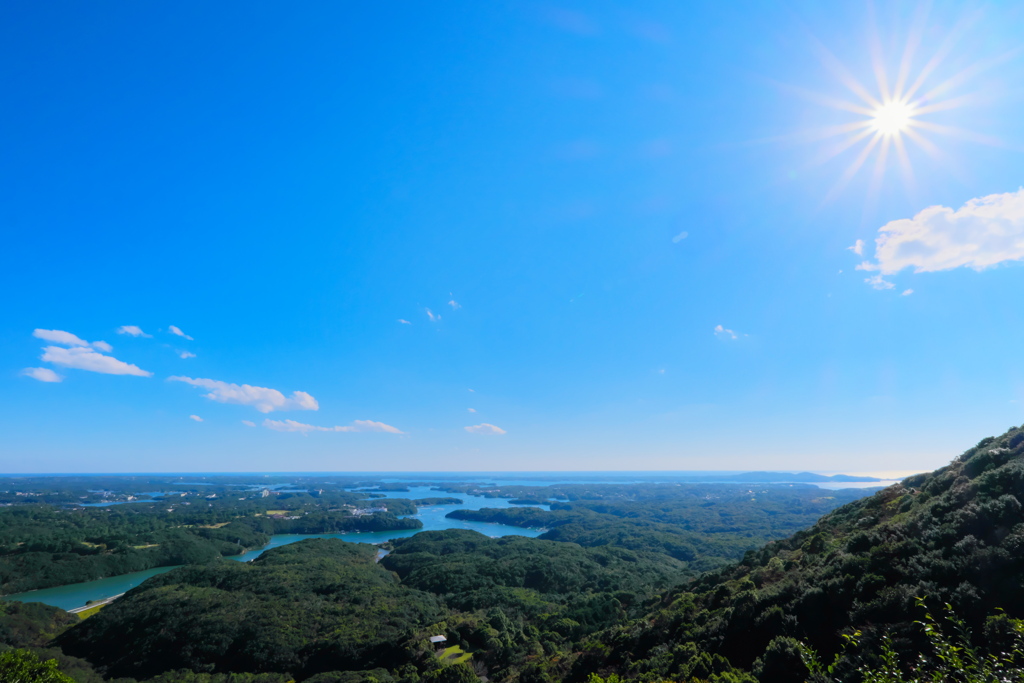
[870,100,915,136]
[780,7,1004,204]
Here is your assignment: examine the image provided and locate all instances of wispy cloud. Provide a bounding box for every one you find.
[189,415,203,422]
[714,324,738,340]
[21,367,62,383]
[398,319,412,325]
[858,189,1024,276]
[672,231,688,243]
[42,346,151,377]
[448,300,461,310]
[117,325,151,338]
[464,423,507,435]
[168,325,193,340]
[169,376,318,413]
[847,239,864,256]
[468,408,476,413]
[33,329,111,351]
[178,351,196,359]
[864,274,895,290]
[262,418,404,434]
[902,289,914,296]
[426,308,441,322]
[242,420,256,427]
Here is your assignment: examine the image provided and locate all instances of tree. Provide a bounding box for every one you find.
[0,649,75,683]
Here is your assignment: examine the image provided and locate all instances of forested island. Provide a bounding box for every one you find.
[5,427,1024,682]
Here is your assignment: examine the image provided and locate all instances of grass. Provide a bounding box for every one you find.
[263,511,288,516]
[76,604,106,620]
[438,645,472,665]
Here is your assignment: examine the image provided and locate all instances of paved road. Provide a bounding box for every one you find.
[67,593,123,614]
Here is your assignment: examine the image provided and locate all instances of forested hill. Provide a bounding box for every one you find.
[57,539,447,680]
[572,425,1024,682]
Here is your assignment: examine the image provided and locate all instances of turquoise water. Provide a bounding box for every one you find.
[1,566,180,612]
[3,486,541,611]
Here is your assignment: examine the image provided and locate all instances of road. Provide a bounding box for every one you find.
[67,593,123,614]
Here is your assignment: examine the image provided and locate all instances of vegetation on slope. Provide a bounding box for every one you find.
[566,425,1024,682]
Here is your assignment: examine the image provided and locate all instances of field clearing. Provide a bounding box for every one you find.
[438,645,472,665]
[76,604,106,620]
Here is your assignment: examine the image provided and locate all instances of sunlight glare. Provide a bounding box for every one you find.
[871,101,914,136]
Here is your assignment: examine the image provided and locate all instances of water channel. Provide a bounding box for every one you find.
[2,486,543,611]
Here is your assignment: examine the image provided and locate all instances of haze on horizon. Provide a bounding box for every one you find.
[2,2,1023,475]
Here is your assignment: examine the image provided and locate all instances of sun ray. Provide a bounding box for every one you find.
[912,93,979,117]
[767,79,877,116]
[902,127,972,186]
[892,1,931,98]
[910,120,1005,148]
[867,2,892,103]
[915,47,1022,105]
[823,132,882,204]
[902,9,980,101]
[808,37,882,109]
[809,126,877,168]
[865,134,892,215]
[892,132,917,198]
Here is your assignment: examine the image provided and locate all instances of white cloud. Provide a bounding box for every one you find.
[468,408,477,413]
[21,367,63,383]
[464,423,507,435]
[242,420,256,427]
[178,351,196,359]
[348,419,403,433]
[448,300,461,309]
[426,308,441,322]
[902,289,914,296]
[169,376,318,413]
[714,324,738,340]
[865,274,895,290]
[847,239,865,256]
[262,418,404,434]
[859,189,1024,275]
[117,325,151,338]
[34,328,111,351]
[41,346,152,377]
[672,230,688,243]
[33,329,89,346]
[398,319,412,325]
[168,325,193,340]
[189,415,204,422]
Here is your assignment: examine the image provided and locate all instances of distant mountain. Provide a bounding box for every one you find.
[715,472,883,483]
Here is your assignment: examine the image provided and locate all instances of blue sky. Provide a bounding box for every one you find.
[3,1,1023,473]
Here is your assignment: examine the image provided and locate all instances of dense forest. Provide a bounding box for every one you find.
[8,427,1024,681]
[448,485,871,573]
[0,491,420,594]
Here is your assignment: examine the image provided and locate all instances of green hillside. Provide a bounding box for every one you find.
[566,425,1024,682]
